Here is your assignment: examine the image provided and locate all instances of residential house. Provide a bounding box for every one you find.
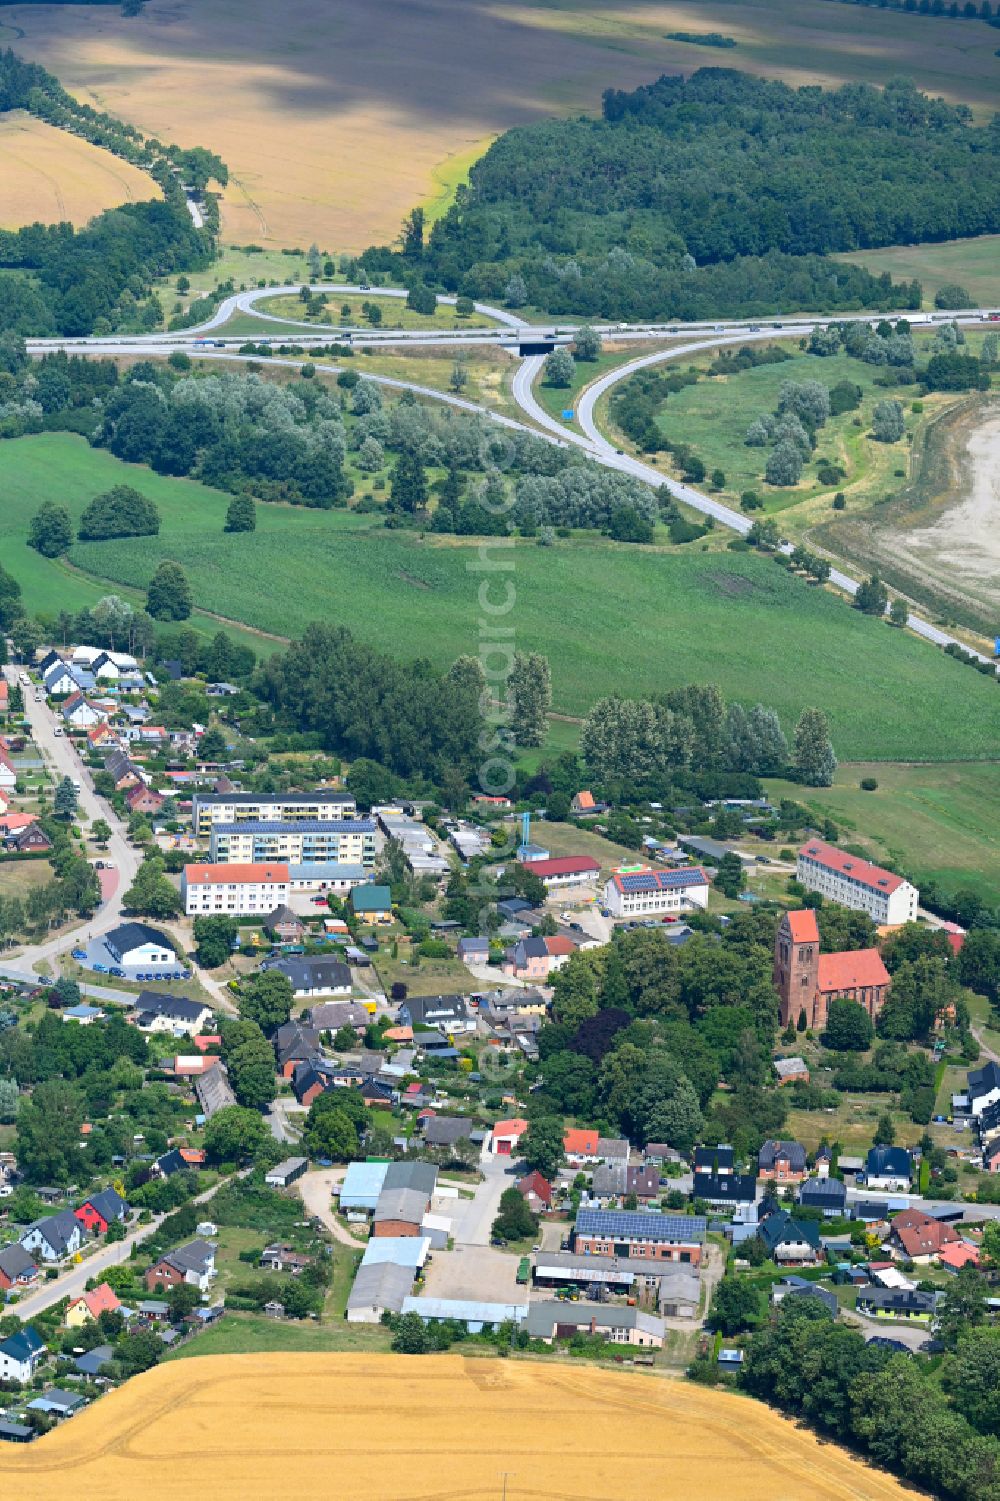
[939,1241,981,1273]
[563,1128,601,1166]
[888,1208,960,1263]
[517,1170,553,1214]
[132,991,214,1037]
[694,1145,758,1209]
[457,936,490,965]
[145,1239,216,1293]
[774,1056,811,1086]
[603,866,710,920]
[75,1188,127,1235]
[260,1244,313,1274]
[572,1208,707,1266]
[273,1020,322,1079]
[797,840,918,926]
[105,923,175,969]
[263,905,306,943]
[968,1062,1000,1118]
[2,822,52,854]
[27,1388,86,1420]
[104,748,140,791]
[20,1211,85,1262]
[502,934,576,982]
[61,693,102,730]
[772,1276,838,1317]
[758,1209,822,1264]
[308,1000,373,1031]
[757,1140,808,1185]
[261,955,352,999]
[798,1177,847,1217]
[194,1062,236,1119]
[0,1327,46,1383]
[350,884,393,923]
[422,1117,475,1150]
[856,1287,937,1323]
[72,1345,114,1380]
[398,994,474,1035]
[43,661,87,697]
[0,1244,37,1292]
[571,790,598,815]
[864,1146,913,1192]
[517,855,601,890]
[64,1284,121,1328]
[523,1301,665,1348]
[125,783,165,817]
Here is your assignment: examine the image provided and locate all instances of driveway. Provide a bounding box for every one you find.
[446,1151,517,1248]
[296,1167,368,1249]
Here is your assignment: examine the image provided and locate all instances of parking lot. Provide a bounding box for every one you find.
[72,934,191,985]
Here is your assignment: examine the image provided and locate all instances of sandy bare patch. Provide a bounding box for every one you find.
[894,405,1000,604]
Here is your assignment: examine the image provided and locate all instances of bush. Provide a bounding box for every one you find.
[860,777,878,791]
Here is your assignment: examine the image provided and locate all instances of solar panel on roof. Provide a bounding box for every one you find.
[576,1209,706,1240]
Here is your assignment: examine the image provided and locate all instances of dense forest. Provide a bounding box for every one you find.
[380,71,1000,320]
[0,50,223,335]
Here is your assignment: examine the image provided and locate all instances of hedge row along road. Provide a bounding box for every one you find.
[21,288,1000,671]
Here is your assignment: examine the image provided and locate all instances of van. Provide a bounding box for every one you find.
[53,727,63,737]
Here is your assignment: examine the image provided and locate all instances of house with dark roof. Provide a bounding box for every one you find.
[0,1326,45,1382]
[261,955,351,998]
[145,1239,216,1293]
[0,1243,37,1291]
[421,1116,475,1149]
[20,1211,85,1262]
[398,994,475,1035]
[694,1144,757,1208]
[864,1146,912,1192]
[263,905,306,943]
[856,1286,937,1322]
[75,1188,127,1235]
[572,1209,707,1266]
[758,1209,822,1264]
[968,1062,1000,1118]
[195,1062,236,1119]
[72,1345,114,1380]
[798,1177,847,1217]
[132,991,214,1037]
[273,1020,322,1078]
[772,1276,837,1317]
[757,1140,808,1184]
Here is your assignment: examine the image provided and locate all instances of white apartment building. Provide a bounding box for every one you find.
[181,862,290,916]
[796,840,918,925]
[603,866,710,919]
[191,790,356,837]
[208,819,376,866]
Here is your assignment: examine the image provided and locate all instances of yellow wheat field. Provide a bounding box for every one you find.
[0,110,159,227]
[3,0,998,249]
[0,1352,919,1501]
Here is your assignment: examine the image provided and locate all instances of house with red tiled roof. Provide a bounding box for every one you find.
[502,933,577,982]
[774,908,891,1031]
[571,790,596,814]
[125,782,165,817]
[939,1241,980,1272]
[888,1209,960,1263]
[563,1128,600,1165]
[517,1170,553,1213]
[65,1282,121,1328]
[797,840,918,926]
[518,855,601,889]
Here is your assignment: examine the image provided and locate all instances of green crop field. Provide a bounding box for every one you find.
[836,236,1000,310]
[8,432,1000,762]
[767,762,1000,905]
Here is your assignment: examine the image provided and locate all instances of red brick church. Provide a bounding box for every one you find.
[774,909,891,1031]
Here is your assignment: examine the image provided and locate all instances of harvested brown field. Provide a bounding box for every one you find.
[0,109,159,227]
[3,0,998,248]
[0,1352,920,1500]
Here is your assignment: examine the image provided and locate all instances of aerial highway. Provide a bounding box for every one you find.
[20,287,999,669]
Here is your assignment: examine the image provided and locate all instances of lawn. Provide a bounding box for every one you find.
[766,762,1000,905]
[836,236,1000,310]
[9,432,1000,762]
[633,346,924,516]
[0,859,52,899]
[166,1309,391,1359]
[1,433,282,655]
[258,293,499,331]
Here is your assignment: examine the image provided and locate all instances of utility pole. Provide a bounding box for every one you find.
[500,1471,515,1501]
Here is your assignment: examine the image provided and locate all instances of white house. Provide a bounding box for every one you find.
[260,956,351,998]
[796,840,918,926]
[61,693,102,729]
[518,855,602,890]
[0,1327,46,1383]
[864,1146,913,1192]
[105,923,175,969]
[20,1211,85,1262]
[0,757,15,792]
[181,861,291,916]
[132,991,214,1037]
[603,865,710,920]
[43,661,86,696]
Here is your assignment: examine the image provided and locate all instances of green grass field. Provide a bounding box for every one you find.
[767,762,1000,903]
[258,293,498,331]
[166,1310,391,1359]
[638,347,918,514]
[836,237,1000,310]
[8,433,1000,760]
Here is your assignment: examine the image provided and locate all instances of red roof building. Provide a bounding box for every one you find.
[517,1170,553,1211]
[774,908,891,1032]
[563,1128,600,1162]
[817,949,891,995]
[797,840,918,926]
[889,1209,960,1261]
